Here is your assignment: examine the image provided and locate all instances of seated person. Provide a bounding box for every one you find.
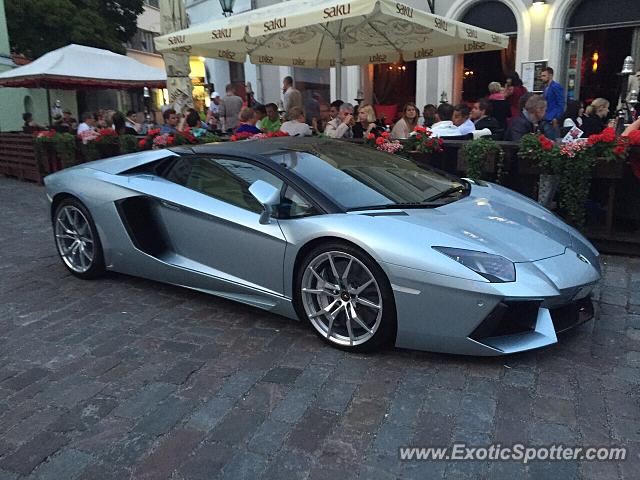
[235,107,261,135]
[505,95,552,141]
[325,103,355,138]
[390,103,419,139]
[260,103,282,133]
[453,104,475,135]
[430,103,461,137]
[421,104,437,127]
[254,104,267,130]
[183,108,208,136]
[353,104,383,138]
[280,107,312,136]
[159,109,179,134]
[471,98,503,140]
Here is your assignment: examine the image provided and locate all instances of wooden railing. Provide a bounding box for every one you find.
[0,133,41,183]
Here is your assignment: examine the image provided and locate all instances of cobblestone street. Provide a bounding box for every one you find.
[0,176,639,479]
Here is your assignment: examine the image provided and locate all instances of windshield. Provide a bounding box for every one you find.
[265,142,467,211]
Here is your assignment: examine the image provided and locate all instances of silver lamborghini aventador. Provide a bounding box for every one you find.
[44,138,601,355]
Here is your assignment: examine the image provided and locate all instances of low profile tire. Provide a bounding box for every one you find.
[53,198,106,279]
[294,242,397,352]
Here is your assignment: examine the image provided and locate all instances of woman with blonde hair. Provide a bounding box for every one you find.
[353,104,381,138]
[391,102,418,139]
[488,82,505,100]
[581,98,609,137]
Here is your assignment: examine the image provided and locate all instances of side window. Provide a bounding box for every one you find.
[276,185,319,219]
[160,156,319,218]
[184,157,283,213]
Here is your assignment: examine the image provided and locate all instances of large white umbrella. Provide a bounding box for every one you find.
[155,0,508,99]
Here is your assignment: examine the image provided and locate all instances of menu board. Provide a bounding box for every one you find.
[521,60,548,93]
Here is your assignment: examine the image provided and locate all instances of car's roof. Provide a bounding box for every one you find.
[183,137,357,159]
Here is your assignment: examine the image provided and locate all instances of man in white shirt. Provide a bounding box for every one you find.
[76,112,96,134]
[430,103,462,137]
[206,91,221,129]
[282,76,303,114]
[453,104,475,135]
[280,107,312,136]
[324,103,354,138]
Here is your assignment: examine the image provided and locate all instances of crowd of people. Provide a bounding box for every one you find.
[22,67,628,146]
[198,68,620,144]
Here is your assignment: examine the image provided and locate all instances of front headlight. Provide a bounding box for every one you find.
[433,247,516,283]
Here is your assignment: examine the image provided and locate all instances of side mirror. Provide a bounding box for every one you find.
[249,180,280,224]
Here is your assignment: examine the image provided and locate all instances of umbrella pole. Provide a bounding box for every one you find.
[335,42,343,101]
[46,88,52,127]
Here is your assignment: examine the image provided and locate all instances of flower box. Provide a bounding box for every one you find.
[592,159,626,179]
[457,151,496,173]
[517,156,542,175]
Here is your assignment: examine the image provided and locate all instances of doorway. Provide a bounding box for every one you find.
[372,60,417,111]
[567,28,635,108]
[462,37,517,102]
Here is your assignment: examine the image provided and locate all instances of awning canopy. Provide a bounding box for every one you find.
[0,44,167,90]
[155,0,509,68]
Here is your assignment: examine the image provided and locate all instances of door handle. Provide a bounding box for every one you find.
[160,200,181,212]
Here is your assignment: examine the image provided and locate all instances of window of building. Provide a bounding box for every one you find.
[144,0,159,8]
[127,29,159,54]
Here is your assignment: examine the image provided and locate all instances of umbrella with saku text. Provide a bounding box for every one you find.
[155,0,508,99]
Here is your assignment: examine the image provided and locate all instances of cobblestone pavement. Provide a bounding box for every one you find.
[0,176,639,479]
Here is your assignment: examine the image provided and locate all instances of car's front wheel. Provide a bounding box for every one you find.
[295,242,396,352]
[53,198,105,279]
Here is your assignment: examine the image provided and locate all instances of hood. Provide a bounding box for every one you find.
[367,183,572,262]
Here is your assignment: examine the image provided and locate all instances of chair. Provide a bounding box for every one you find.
[374,105,398,126]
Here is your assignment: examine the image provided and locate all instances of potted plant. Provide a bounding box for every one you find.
[366,131,404,155]
[459,137,505,183]
[586,127,628,179]
[517,134,562,208]
[556,139,594,228]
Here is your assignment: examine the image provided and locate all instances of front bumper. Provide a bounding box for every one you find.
[384,248,600,356]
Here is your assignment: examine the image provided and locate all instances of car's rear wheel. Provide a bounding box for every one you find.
[295,242,396,352]
[53,198,105,279]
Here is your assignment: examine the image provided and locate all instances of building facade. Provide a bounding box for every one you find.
[181,0,640,112]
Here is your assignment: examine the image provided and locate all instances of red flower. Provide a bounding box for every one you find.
[614,145,626,156]
[381,131,390,139]
[414,125,427,133]
[416,134,423,140]
[427,139,433,147]
[539,135,554,151]
[437,138,444,146]
[375,136,385,146]
[148,128,161,136]
[166,135,175,145]
[601,127,616,143]
[367,133,375,140]
[230,135,238,142]
[138,139,147,149]
[628,130,640,146]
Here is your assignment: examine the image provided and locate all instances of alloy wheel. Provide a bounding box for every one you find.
[301,251,383,347]
[54,205,95,273]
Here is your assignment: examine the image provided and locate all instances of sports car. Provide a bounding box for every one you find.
[44,137,601,355]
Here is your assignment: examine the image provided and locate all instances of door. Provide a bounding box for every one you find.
[127,155,289,295]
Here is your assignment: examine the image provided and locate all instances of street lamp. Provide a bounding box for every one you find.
[219,0,235,17]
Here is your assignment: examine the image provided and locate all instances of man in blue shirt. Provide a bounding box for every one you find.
[540,67,565,124]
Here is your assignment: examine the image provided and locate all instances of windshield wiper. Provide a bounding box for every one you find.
[422,184,467,203]
[347,203,441,212]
